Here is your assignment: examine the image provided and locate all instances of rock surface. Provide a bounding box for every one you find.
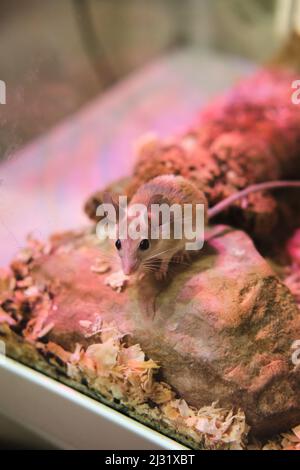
[29,226,300,437]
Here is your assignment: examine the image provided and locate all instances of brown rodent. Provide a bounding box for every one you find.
[105,175,300,278]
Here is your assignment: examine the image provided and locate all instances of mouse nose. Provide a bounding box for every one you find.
[123,261,138,276]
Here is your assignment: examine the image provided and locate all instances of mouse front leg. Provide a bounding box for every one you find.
[173,250,193,265]
[155,259,169,281]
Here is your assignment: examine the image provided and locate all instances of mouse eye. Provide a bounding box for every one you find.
[139,239,150,251]
[115,239,122,250]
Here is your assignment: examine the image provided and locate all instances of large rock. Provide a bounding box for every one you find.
[33,226,300,437]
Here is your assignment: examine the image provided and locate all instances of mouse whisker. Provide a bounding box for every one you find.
[146,248,174,261]
[171,260,191,267]
[142,262,160,270]
[141,265,157,274]
[143,261,160,269]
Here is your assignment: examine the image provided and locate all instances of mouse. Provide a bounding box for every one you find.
[103,175,300,279]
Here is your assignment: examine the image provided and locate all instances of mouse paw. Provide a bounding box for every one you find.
[173,250,192,265]
[155,262,169,281]
[155,270,167,281]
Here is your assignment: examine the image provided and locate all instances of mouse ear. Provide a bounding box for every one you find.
[147,193,171,208]
[102,192,122,222]
[147,194,171,226]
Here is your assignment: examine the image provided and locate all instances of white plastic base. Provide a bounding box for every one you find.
[0,355,187,450]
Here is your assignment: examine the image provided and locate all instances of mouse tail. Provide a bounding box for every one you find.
[207,181,300,219]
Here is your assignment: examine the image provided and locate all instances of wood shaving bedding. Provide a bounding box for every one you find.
[0,236,299,451]
[105,270,129,293]
[90,258,111,274]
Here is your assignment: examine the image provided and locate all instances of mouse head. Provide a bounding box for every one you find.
[103,193,169,275]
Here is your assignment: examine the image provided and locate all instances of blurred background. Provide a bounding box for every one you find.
[0,0,297,450]
[0,0,281,161]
